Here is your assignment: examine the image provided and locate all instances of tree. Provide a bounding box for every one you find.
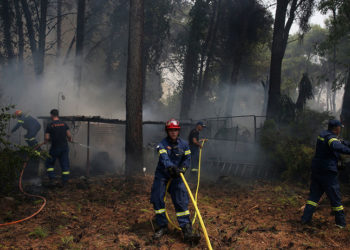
[180,0,209,120]
[0,0,14,62]
[282,25,327,106]
[180,0,272,118]
[296,73,313,111]
[37,0,48,75]
[75,0,86,91]
[319,0,350,134]
[341,68,350,133]
[267,0,315,119]
[14,0,24,68]
[20,0,39,75]
[125,0,144,176]
[220,0,272,115]
[56,0,62,58]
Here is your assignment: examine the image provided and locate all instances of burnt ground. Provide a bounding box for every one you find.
[1,175,350,249]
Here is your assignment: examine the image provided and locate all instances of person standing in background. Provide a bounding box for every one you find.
[188,121,206,176]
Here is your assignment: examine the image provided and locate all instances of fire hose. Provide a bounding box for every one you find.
[164,140,212,249]
[0,142,47,227]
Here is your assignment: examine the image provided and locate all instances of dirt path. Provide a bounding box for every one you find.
[1,176,350,249]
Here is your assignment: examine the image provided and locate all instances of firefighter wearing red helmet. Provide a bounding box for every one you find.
[150,118,196,243]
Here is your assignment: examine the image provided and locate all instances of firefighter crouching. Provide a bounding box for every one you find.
[150,119,197,242]
[302,119,350,228]
[11,110,41,147]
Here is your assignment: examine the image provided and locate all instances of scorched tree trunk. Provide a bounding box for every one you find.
[125,0,144,176]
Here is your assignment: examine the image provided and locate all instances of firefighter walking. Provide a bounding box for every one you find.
[302,119,350,228]
[11,110,41,147]
[44,109,72,186]
[150,119,197,242]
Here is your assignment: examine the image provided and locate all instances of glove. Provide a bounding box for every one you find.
[168,166,187,178]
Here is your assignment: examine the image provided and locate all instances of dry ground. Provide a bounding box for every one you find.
[1,175,350,249]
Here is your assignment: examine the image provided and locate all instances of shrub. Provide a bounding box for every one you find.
[0,105,46,195]
[260,109,332,182]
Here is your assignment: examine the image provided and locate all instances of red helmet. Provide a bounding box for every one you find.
[15,110,22,116]
[165,118,180,130]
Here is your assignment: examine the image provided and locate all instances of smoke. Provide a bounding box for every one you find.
[1,61,126,118]
[0,53,179,176]
[190,81,266,120]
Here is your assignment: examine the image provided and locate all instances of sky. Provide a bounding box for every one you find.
[263,1,329,34]
[290,10,328,34]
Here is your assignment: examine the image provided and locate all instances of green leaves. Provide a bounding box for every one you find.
[0,105,47,195]
[260,110,332,182]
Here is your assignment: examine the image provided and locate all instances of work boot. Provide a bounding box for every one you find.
[182,223,200,244]
[153,226,168,240]
[336,224,346,229]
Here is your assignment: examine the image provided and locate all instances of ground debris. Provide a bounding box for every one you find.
[1,175,350,249]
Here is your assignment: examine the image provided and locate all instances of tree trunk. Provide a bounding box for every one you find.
[56,0,62,58]
[1,0,14,61]
[125,0,144,176]
[331,7,337,113]
[197,0,221,105]
[180,0,206,120]
[14,0,24,68]
[197,0,218,88]
[75,0,85,91]
[341,67,350,139]
[326,81,330,111]
[21,0,39,74]
[224,48,244,116]
[37,0,48,75]
[266,0,298,118]
[180,45,199,120]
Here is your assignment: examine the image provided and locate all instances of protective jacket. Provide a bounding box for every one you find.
[155,137,191,175]
[312,130,350,173]
[302,130,350,227]
[151,137,192,228]
[12,114,41,134]
[12,114,41,147]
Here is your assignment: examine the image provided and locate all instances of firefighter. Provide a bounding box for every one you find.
[150,118,195,242]
[44,109,72,186]
[11,110,41,147]
[188,121,206,174]
[301,119,350,228]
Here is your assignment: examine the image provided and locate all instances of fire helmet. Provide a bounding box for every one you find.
[165,118,180,130]
[15,110,23,116]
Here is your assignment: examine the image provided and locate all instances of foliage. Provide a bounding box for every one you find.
[28,226,48,239]
[282,25,328,97]
[296,73,314,111]
[61,235,74,248]
[319,0,350,43]
[0,105,45,195]
[260,110,332,182]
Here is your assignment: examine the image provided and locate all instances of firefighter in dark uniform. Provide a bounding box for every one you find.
[11,110,41,147]
[150,119,197,242]
[188,121,206,175]
[301,119,350,228]
[44,109,72,186]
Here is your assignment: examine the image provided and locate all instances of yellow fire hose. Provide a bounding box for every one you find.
[180,172,212,249]
[164,140,212,249]
[192,140,206,224]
